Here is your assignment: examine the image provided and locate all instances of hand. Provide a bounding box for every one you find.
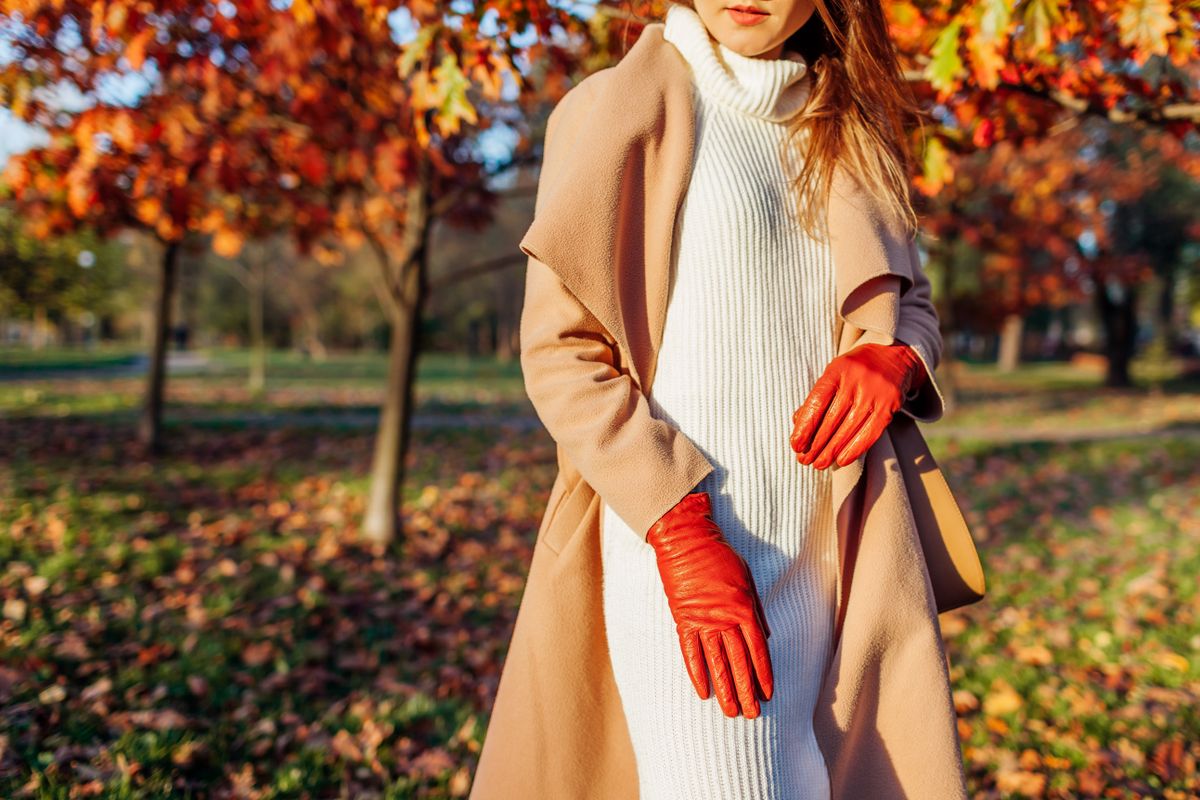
[646,490,774,719]
[789,342,928,470]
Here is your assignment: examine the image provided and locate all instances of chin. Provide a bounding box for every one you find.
[714,27,780,56]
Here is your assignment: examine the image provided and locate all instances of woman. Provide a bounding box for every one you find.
[471,1,981,798]
[599,2,932,798]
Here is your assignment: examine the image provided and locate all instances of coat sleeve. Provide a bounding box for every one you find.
[519,260,716,538]
[893,238,947,424]
[516,76,715,540]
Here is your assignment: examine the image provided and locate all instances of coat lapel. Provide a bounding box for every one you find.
[518,22,695,396]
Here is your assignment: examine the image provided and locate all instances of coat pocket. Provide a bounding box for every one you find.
[540,474,595,556]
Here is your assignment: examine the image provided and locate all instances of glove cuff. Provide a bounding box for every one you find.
[646,490,720,549]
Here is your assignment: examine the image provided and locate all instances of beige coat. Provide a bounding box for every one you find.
[470,20,982,800]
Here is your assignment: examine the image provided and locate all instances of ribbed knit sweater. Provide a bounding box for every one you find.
[598,4,837,798]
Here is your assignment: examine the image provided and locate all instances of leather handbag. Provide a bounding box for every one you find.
[888,412,987,613]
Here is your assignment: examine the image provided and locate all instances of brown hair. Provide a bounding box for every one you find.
[649,0,923,240]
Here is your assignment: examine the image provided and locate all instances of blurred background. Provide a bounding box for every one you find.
[0,1,1197,797]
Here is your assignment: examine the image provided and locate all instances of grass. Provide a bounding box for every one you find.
[0,350,532,421]
[936,435,1200,796]
[0,346,142,372]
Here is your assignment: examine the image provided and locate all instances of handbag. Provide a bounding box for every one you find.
[888,412,987,613]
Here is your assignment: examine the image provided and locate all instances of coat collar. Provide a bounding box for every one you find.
[519,20,918,395]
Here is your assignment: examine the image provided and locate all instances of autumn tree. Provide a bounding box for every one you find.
[1097,129,1200,383]
[918,132,1089,371]
[253,1,597,543]
[895,0,1199,381]
[0,0,321,451]
[1,0,599,541]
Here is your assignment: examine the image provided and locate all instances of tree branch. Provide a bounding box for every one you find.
[428,252,526,294]
[903,67,1200,127]
[996,80,1200,127]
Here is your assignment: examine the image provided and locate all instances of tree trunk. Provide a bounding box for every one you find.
[296,314,328,361]
[496,314,517,363]
[997,313,1024,372]
[305,326,328,361]
[248,263,266,396]
[363,169,432,545]
[1094,278,1138,388]
[139,240,180,453]
[363,297,423,544]
[285,256,328,362]
[931,238,957,413]
[31,306,48,350]
[1154,269,1177,355]
[1140,272,1176,396]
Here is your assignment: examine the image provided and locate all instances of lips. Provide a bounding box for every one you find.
[726,4,769,26]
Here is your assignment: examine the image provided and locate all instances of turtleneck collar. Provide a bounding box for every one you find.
[662,2,810,123]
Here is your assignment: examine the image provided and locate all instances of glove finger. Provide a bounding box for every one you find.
[799,384,851,464]
[790,376,837,454]
[807,388,861,468]
[700,629,738,718]
[740,619,774,701]
[815,397,871,468]
[835,408,886,468]
[721,628,760,719]
[680,630,710,700]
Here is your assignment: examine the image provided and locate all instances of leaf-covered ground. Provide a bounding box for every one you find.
[937,435,1200,798]
[1,351,1198,798]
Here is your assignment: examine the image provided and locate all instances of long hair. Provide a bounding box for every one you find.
[653,0,923,240]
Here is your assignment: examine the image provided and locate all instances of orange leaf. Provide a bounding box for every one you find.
[212,227,245,258]
[126,28,153,71]
[1118,0,1177,63]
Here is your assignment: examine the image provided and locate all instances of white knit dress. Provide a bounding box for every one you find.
[598,5,838,799]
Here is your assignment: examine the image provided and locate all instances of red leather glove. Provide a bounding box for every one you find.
[646,490,774,719]
[789,342,929,470]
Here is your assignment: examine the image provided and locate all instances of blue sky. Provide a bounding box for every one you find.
[0,108,46,163]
